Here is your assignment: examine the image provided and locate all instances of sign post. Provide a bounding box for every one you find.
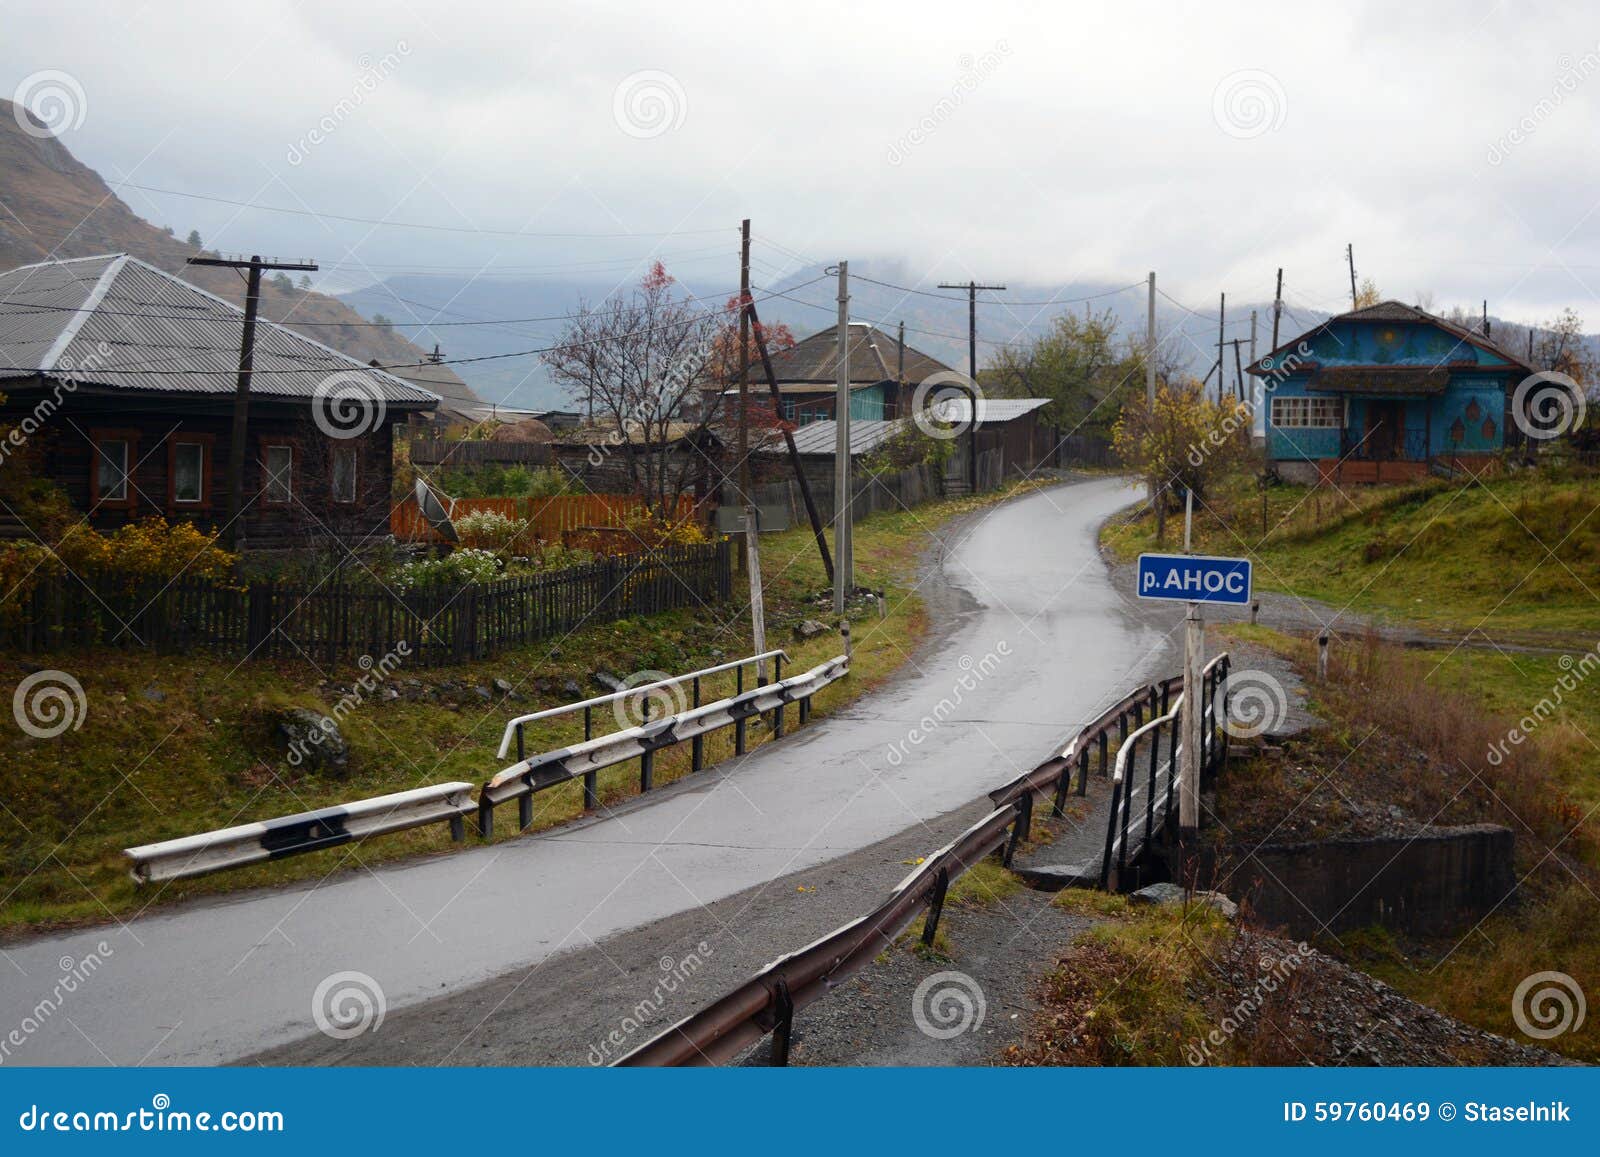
[1136,528,1253,876]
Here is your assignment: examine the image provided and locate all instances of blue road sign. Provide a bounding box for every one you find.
[1136,552,1253,605]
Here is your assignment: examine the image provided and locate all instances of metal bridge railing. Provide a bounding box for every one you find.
[621,652,1234,1066]
[1099,653,1230,891]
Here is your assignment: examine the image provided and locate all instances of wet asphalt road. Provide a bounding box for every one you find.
[0,476,1171,1065]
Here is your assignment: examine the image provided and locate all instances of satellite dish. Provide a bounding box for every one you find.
[414,476,459,543]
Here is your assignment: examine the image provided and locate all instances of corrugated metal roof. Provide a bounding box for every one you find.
[0,254,439,407]
[925,396,1051,424]
[758,417,906,457]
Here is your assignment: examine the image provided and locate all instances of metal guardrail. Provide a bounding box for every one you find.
[479,654,849,836]
[618,652,1235,1066]
[1100,653,1229,891]
[496,649,790,759]
[614,802,1024,1067]
[124,644,854,881]
[123,783,476,884]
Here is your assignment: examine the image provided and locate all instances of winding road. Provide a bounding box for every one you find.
[0,476,1172,1065]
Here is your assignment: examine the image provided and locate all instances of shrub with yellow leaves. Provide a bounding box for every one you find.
[0,517,236,603]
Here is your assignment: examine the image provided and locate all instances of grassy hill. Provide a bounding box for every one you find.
[1106,471,1600,638]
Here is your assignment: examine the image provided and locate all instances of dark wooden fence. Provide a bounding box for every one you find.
[0,540,734,667]
[409,439,553,467]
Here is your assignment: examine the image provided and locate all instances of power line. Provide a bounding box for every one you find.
[0,277,831,377]
[114,181,736,240]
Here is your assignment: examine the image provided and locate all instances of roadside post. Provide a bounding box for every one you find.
[1136,508,1252,881]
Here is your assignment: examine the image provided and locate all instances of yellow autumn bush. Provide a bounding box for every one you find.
[1,517,236,600]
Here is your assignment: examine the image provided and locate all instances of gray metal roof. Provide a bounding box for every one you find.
[925,396,1051,424]
[758,417,907,457]
[0,254,439,407]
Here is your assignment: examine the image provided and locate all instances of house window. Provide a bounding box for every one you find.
[1270,397,1342,428]
[172,442,205,504]
[331,445,357,504]
[263,444,293,503]
[94,438,130,503]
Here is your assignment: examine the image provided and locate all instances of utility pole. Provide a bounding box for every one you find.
[1216,292,1226,404]
[1271,267,1283,351]
[1145,271,1157,409]
[833,262,852,618]
[737,219,751,498]
[736,218,767,684]
[1346,243,1358,308]
[1248,310,1258,411]
[187,253,318,550]
[938,279,1006,382]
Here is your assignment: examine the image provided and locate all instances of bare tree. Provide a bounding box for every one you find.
[542,264,735,515]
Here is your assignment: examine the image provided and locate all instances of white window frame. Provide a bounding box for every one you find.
[1270,396,1343,429]
[172,441,205,504]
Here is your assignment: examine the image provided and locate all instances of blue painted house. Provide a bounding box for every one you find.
[1246,301,1534,484]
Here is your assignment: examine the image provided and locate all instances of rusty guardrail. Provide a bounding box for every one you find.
[615,653,1235,1066]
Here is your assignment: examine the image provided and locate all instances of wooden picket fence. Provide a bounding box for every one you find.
[0,539,734,667]
[391,493,700,549]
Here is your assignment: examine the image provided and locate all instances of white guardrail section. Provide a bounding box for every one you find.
[123,783,477,884]
[495,649,791,759]
[481,654,850,809]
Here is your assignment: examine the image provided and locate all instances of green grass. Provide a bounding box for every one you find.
[1104,472,1600,638]
[0,478,1048,936]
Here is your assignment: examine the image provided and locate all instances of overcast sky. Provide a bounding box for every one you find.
[5,0,1600,323]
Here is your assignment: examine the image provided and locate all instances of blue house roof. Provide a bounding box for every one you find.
[1246,299,1535,379]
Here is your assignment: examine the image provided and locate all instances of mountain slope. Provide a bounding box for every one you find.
[0,100,480,417]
